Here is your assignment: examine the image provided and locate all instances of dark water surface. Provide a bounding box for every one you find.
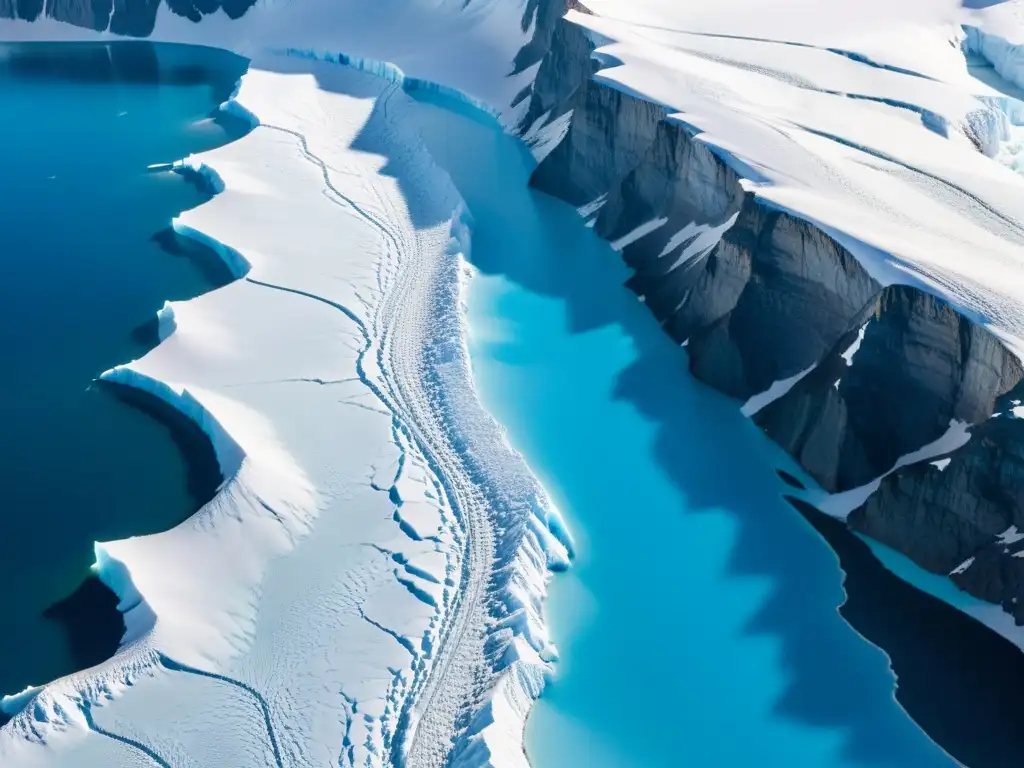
[0,41,247,707]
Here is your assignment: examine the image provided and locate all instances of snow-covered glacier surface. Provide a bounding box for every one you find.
[0,49,568,768]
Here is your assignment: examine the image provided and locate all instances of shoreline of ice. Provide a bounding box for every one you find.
[0,37,571,768]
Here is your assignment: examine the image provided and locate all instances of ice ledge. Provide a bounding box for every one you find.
[275,47,506,123]
[0,47,574,768]
[964,24,1024,95]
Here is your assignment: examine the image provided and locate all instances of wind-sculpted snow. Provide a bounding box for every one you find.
[0,50,569,768]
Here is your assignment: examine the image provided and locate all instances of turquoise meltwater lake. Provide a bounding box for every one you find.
[410,94,959,767]
[0,42,247,704]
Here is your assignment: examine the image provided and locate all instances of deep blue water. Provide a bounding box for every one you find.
[408,93,1021,767]
[0,42,247,703]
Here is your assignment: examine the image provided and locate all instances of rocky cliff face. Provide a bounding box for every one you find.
[520,8,1024,628]
[757,285,1023,492]
[850,382,1024,618]
[523,19,882,401]
[0,0,257,35]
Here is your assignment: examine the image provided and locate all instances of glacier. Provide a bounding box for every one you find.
[0,27,571,768]
[6,0,1024,765]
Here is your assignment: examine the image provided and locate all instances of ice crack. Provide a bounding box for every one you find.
[258,121,402,255]
[158,654,284,768]
[81,702,172,768]
[358,609,417,656]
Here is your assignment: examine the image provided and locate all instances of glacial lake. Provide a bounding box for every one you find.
[411,91,1024,767]
[0,42,247,708]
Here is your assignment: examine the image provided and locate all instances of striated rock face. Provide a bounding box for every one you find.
[513,0,595,133]
[758,286,1023,492]
[641,195,880,400]
[520,8,1024,629]
[530,78,666,206]
[526,14,880,401]
[850,384,1024,619]
[0,0,256,36]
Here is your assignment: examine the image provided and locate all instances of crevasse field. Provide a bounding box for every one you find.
[2,1,1024,767]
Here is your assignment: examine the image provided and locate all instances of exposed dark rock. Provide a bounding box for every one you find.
[48,0,111,30]
[164,0,203,22]
[219,0,253,20]
[0,0,257,34]
[525,19,880,400]
[0,0,41,20]
[514,2,597,126]
[519,8,1024,639]
[511,0,583,76]
[164,0,255,23]
[776,469,806,490]
[16,0,43,21]
[661,197,879,399]
[531,76,666,207]
[850,382,1024,619]
[108,0,160,36]
[757,285,1022,492]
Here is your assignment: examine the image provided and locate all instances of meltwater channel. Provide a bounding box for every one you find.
[0,41,247,710]
[410,90,1024,768]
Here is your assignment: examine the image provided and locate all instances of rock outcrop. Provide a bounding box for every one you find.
[758,285,1022,492]
[0,0,257,36]
[525,14,881,401]
[850,383,1024,619]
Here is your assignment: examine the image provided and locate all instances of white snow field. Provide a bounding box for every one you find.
[5,0,1024,765]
